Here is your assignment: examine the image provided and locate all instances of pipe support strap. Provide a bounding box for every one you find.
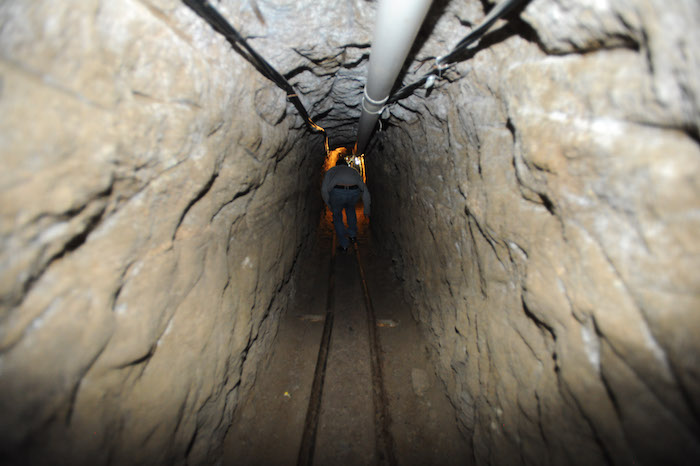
[362,89,388,115]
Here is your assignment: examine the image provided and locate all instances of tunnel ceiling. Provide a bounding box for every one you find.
[215,0,698,147]
[217,0,485,146]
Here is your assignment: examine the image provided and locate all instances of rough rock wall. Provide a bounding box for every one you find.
[3,0,699,464]
[369,0,700,464]
[0,0,323,464]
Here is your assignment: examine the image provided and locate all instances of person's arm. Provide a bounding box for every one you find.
[361,181,371,217]
[321,170,332,207]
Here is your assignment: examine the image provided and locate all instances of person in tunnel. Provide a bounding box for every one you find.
[321,158,371,253]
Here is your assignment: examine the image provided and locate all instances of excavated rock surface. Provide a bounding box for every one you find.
[369,1,700,465]
[1,0,699,465]
[0,1,325,463]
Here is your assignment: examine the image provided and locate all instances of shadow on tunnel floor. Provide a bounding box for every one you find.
[221,205,472,466]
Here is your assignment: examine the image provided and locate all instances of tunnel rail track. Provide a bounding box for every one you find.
[296,237,397,466]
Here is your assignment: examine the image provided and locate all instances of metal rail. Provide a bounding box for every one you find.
[296,238,337,466]
[296,233,396,466]
[353,242,398,466]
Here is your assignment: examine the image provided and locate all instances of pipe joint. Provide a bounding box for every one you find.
[363,89,389,107]
[362,89,388,115]
[362,98,386,115]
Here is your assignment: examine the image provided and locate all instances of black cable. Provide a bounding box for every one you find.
[387,0,525,105]
[182,0,329,146]
[184,0,523,154]
[439,0,524,65]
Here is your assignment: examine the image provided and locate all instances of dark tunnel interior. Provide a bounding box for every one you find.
[1,0,699,465]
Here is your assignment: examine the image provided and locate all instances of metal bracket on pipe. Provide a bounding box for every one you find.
[434,55,450,78]
[361,89,388,115]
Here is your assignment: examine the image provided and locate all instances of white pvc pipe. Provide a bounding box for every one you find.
[355,0,433,155]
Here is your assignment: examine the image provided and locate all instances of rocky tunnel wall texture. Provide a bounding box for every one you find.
[1,1,699,465]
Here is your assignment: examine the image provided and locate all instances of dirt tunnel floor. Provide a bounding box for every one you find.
[222,205,472,466]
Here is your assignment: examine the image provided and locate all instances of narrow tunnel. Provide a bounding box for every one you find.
[1,1,699,465]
